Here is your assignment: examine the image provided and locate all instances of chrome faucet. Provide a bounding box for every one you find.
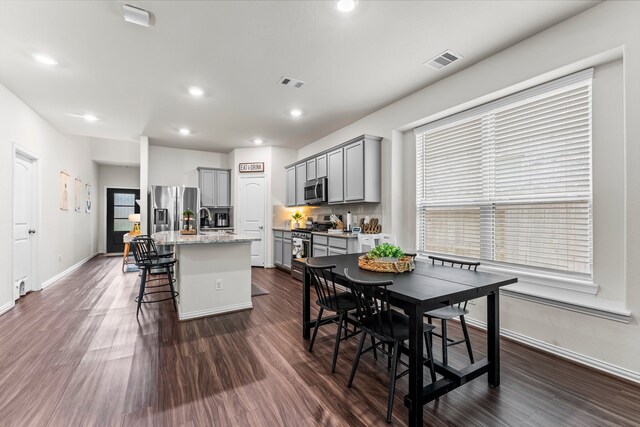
[197,207,212,233]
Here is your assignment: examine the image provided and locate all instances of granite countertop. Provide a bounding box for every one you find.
[152,231,260,245]
[311,231,358,239]
[272,227,294,232]
[201,226,234,230]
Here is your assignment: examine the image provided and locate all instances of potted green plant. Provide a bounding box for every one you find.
[291,211,303,228]
[367,243,405,262]
[183,209,194,230]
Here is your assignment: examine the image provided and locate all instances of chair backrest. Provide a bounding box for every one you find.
[344,268,398,340]
[428,255,480,271]
[378,233,397,246]
[305,262,349,312]
[357,234,379,252]
[131,236,159,266]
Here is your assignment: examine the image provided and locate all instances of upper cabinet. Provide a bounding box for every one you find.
[286,166,296,207]
[284,134,381,206]
[198,167,231,207]
[316,154,327,178]
[295,162,307,206]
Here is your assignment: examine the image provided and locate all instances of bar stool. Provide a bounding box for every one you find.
[130,236,178,318]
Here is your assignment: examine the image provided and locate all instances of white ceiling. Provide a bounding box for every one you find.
[0,0,598,152]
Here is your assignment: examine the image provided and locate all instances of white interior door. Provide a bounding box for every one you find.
[13,152,37,299]
[238,176,266,267]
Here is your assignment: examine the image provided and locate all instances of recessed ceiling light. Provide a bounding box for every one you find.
[336,0,358,13]
[83,114,99,122]
[33,53,58,66]
[188,86,204,97]
[290,109,303,117]
[179,128,191,135]
[123,4,151,27]
[254,138,263,145]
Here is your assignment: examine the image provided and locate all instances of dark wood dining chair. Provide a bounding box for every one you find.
[306,262,360,373]
[344,268,436,424]
[130,236,178,319]
[425,255,480,365]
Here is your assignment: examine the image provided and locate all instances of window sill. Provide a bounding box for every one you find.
[417,254,631,323]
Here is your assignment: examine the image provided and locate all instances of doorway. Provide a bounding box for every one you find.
[13,146,39,299]
[106,188,140,253]
[237,176,266,267]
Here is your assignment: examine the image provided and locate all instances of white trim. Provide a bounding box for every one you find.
[464,317,640,384]
[178,301,253,321]
[0,300,15,317]
[41,253,98,289]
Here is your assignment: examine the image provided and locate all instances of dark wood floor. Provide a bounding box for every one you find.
[1,255,639,426]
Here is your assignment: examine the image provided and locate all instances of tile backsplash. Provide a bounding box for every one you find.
[273,203,384,230]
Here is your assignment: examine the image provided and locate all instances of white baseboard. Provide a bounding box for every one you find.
[41,253,99,290]
[464,317,640,384]
[0,300,15,317]
[178,301,253,321]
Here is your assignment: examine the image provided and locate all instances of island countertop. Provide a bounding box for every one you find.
[152,231,260,245]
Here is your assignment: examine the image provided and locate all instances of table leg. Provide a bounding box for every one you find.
[303,265,311,339]
[122,242,130,273]
[487,290,500,386]
[407,305,424,427]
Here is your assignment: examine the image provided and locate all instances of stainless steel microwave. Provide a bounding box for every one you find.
[303,178,327,204]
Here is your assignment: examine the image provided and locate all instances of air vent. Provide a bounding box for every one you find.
[278,76,306,89]
[424,50,463,70]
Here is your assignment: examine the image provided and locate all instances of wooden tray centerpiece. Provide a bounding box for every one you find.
[358,243,415,273]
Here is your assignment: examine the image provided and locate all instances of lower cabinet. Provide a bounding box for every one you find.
[312,234,357,257]
[274,230,292,270]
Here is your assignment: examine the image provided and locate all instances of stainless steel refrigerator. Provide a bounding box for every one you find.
[149,186,200,235]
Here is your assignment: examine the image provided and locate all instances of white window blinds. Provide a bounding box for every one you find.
[415,69,593,276]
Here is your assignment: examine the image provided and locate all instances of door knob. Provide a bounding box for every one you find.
[28,229,36,234]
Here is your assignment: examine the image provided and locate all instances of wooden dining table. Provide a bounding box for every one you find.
[301,253,518,427]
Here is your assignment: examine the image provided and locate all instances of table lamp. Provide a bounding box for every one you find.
[128,213,141,236]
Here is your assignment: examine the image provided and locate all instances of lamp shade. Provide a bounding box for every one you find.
[128,213,141,223]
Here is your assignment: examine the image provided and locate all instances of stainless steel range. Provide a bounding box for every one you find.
[290,228,312,281]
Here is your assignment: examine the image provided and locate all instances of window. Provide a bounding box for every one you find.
[416,69,593,277]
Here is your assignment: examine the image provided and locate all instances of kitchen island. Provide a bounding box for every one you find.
[152,231,261,321]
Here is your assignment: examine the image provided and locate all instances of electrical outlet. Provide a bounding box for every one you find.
[215,279,223,291]
[58,254,62,262]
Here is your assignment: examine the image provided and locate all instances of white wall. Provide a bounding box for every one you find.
[97,165,140,253]
[0,83,99,313]
[148,145,229,187]
[91,137,140,166]
[296,1,640,378]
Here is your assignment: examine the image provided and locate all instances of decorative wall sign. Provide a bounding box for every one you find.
[85,184,92,213]
[74,177,82,212]
[239,162,265,173]
[60,171,70,210]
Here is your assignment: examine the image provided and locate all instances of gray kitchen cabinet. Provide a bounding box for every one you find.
[295,162,307,206]
[306,158,317,181]
[285,167,296,207]
[344,140,365,202]
[327,148,344,203]
[313,244,328,257]
[215,169,230,207]
[198,167,232,208]
[328,247,347,256]
[286,166,296,207]
[283,135,381,206]
[199,169,215,207]
[283,235,292,269]
[274,230,293,270]
[316,154,327,178]
[274,235,283,266]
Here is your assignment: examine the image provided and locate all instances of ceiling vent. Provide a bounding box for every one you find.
[424,50,463,70]
[278,76,306,89]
